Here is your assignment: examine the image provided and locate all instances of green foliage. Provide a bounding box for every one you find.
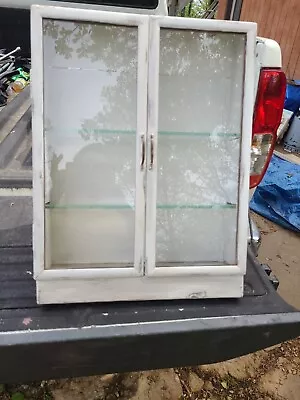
[179,0,215,18]
[11,392,25,400]
[0,384,5,393]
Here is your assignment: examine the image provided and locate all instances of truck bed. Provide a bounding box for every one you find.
[0,88,300,384]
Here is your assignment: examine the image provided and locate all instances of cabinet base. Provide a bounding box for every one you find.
[36,275,244,304]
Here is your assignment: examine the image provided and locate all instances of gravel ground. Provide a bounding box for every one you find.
[1,213,299,400]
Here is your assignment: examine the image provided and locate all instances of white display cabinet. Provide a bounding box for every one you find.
[31,5,256,303]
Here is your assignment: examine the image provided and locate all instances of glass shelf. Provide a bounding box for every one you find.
[159,131,240,138]
[48,129,240,138]
[45,203,236,210]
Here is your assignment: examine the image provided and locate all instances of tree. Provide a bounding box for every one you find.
[179,0,216,18]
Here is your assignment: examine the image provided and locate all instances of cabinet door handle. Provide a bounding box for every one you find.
[140,134,145,170]
[149,134,154,170]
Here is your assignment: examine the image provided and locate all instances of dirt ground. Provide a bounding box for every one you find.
[1,213,299,400]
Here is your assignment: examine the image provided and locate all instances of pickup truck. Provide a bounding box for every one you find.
[0,0,300,384]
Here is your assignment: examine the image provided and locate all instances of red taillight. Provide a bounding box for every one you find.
[250,69,286,188]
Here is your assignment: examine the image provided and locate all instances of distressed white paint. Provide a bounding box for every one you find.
[237,24,256,274]
[32,5,256,303]
[38,263,241,280]
[145,16,256,277]
[38,267,141,279]
[135,16,149,273]
[37,274,243,304]
[150,15,256,34]
[31,7,45,279]
[145,17,160,274]
[33,6,148,275]
[31,4,158,25]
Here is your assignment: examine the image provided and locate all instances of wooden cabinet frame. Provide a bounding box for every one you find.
[31,5,256,304]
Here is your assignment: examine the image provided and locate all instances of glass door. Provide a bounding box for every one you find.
[146,17,252,276]
[36,9,149,274]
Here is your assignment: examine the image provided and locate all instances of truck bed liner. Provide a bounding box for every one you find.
[0,87,31,189]
[0,88,300,384]
[1,228,300,383]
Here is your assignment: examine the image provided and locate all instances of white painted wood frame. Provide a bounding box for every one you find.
[31,5,149,284]
[31,5,256,304]
[145,16,256,277]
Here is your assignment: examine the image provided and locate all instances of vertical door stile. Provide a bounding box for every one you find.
[145,17,160,275]
[31,7,45,278]
[135,16,150,274]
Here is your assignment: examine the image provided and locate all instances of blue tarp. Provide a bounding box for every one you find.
[284,80,300,113]
[250,155,300,232]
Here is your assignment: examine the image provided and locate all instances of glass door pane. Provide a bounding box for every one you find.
[150,27,246,268]
[43,19,145,269]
